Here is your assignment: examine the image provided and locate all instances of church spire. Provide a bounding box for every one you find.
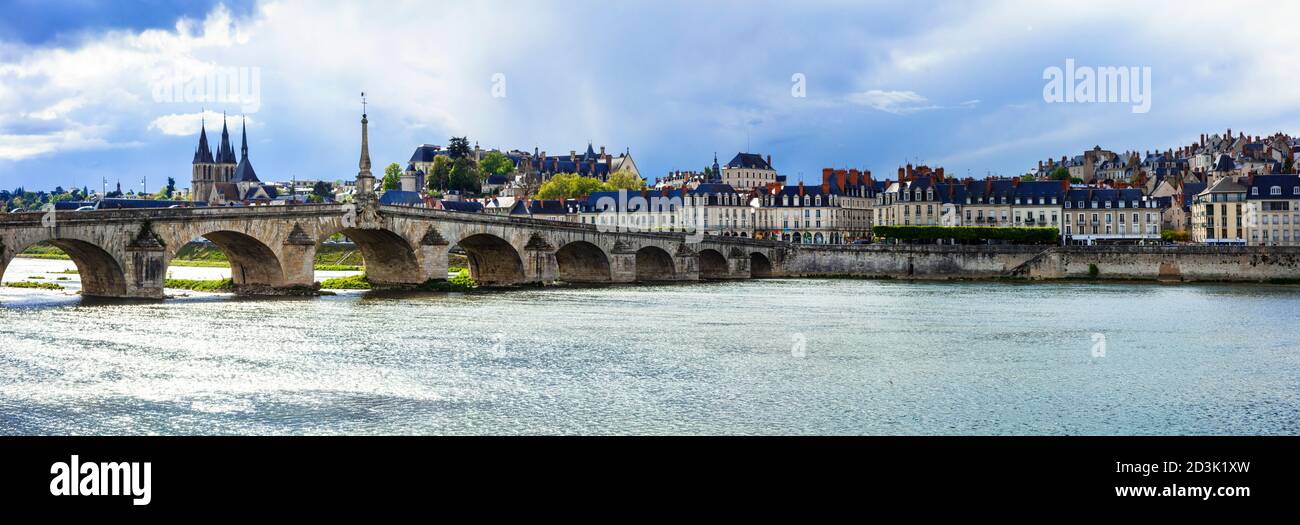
[192,117,213,164]
[240,116,248,162]
[216,112,236,164]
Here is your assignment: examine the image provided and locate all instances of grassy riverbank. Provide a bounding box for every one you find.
[321,269,476,292]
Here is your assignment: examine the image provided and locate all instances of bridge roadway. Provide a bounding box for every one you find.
[0,202,787,299]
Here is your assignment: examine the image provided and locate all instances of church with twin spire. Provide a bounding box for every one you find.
[190,115,278,205]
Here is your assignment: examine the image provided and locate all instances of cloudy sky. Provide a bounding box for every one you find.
[2,0,1299,192]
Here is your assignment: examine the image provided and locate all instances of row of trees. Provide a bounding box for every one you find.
[534,170,645,200]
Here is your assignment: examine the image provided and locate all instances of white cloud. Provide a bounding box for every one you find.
[148,110,250,136]
[848,90,940,114]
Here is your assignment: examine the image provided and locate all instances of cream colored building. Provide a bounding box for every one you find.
[1244,175,1300,246]
[1191,177,1247,244]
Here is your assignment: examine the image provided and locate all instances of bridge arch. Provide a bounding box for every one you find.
[330,227,424,286]
[750,252,774,278]
[698,248,729,279]
[4,239,128,298]
[635,246,675,282]
[554,241,611,283]
[173,231,286,291]
[457,233,525,285]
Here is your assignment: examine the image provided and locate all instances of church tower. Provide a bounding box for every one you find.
[191,117,215,202]
[711,152,722,183]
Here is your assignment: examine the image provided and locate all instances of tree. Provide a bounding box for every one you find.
[312,181,334,202]
[480,151,514,179]
[535,173,610,200]
[427,156,453,191]
[607,169,645,191]
[166,177,176,198]
[1048,166,1071,181]
[448,157,480,193]
[448,137,472,159]
[382,162,403,191]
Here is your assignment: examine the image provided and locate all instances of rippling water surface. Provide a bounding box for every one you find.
[1,258,1298,435]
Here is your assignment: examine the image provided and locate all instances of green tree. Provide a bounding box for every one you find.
[312,181,334,201]
[448,137,472,159]
[1048,166,1071,180]
[166,177,176,198]
[427,156,453,191]
[382,162,403,191]
[448,157,480,193]
[535,173,610,199]
[480,151,514,179]
[606,169,645,191]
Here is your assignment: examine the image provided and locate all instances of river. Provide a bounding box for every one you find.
[1,257,1297,435]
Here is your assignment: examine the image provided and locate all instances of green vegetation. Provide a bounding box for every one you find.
[319,274,371,289]
[4,281,64,290]
[164,278,235,292]
[1161,230,1190,243]
[480,151,515,179]
[1088,264,1100,278]
[873,226,1059,244]
[607,169,646,191]
[16,244,70,259]
[172,241,365,269]
[382,162,403,191]
[1048,166,1071,180]
[55,269,79,274]
[320,269,477,292]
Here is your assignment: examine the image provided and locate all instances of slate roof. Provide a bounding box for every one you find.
[378,190,424,206]
[725,152,772,170]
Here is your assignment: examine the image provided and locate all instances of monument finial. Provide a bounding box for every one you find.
[357,94,374,193]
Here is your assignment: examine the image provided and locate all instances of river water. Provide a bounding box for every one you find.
[1,258,1297,435]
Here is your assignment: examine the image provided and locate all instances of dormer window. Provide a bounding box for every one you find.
[1270,186,1282,195]
[1065,201,1072,209]
[1251,187,1259,195]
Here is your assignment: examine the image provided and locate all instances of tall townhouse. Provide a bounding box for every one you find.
[1063,188,1162,244]
[1243,174,1300,246]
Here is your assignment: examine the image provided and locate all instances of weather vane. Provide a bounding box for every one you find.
[361,91,367,115]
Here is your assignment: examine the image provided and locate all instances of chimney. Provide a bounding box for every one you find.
[766,155,772,168]
[570,150,577,162]
[848,169,860,186]
[1038,160,1043,170]
[600,146,606,156]
[1012,176,1021,187]
[1061,178,1070,192]
[897,166,906,180]
[821,180,830,194]
[836,169,847,189]
[1200,134,1206,147]
[798,181,805,196]
[821,168,833,186]
[985,179,992,194]
[936,167,945,180]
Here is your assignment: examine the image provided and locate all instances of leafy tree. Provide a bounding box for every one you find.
[312,181,334,201]
[536,173,610,199]
[166,177,176,198]
[427,156,453,191]
[382,162,403,191]
[448,137,472,159]
[606,169,645,191]
[1048,166,1071,180]
[448,157,480,193]
[479,151,514,179]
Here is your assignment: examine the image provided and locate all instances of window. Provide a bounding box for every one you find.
[1271,186,1282,196]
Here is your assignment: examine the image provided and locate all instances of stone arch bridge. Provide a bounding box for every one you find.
[0,204,788,299]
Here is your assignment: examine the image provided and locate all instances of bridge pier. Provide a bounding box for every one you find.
[277,226,318,292]
[418,228,451,281]
[726,248,752,279]
[609,242,638,283]
[674,244,700,281]
[523,234,558,285]
[123,233,166,300]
